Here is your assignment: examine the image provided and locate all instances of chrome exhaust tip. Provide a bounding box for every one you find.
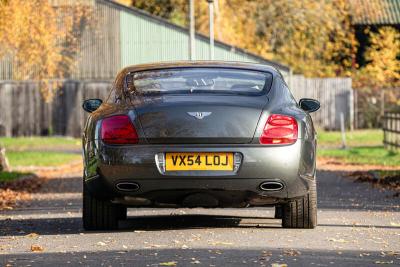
[259,181,284,191]
[115,182,140,192]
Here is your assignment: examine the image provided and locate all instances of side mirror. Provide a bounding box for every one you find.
[82,99,103,113]
[299,98,320,113]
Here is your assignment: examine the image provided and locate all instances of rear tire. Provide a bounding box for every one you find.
[82,183,125,231]
[282,180,317,229]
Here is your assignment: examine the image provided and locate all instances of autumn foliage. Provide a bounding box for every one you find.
[353,27,400,89]
[120,0,399,89]
[0,0,93,101]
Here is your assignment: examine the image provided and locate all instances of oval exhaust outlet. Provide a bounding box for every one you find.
[259,181,284,191]
[116,182,140,192]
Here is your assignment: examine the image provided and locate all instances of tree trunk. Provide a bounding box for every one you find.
[0,146,10,172]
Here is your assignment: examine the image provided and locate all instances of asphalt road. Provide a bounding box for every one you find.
[1,170,400,267]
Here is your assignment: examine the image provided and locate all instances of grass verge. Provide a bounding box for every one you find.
[318,146,400,166]
[0,171,31,183]
[0,137,82,168]
[6,151,81,167]
[317,129,382,148]
[317,129,400,167]
[0,137,81,151]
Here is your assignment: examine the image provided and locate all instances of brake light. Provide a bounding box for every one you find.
[260,114,298,145]
[101,115,138,144]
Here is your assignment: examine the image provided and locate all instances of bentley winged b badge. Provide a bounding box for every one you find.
[187,112,212,120]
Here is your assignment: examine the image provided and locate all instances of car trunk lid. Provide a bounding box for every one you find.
[135,95,267,144]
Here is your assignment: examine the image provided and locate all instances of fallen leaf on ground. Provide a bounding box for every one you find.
[271,263,287,267]
[209,241,233,246]
[30,244,44,252]
[149,244,167,248]
[0,175,42,210]
[0,245,10,251]
[26,233,39,238]
[96,241,106,246]
[328,238,349,243]
[375,260,394,264]
[262,251,273,256]
[283,249,301,256]
[390,222,400,227]
[159,262,177,266]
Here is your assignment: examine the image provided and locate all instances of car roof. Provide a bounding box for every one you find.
[118,61,281,75]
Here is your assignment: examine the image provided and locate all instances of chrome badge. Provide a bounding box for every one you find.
[187,112,212,120]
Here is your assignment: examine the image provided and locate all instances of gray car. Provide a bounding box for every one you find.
[82,61,320,230]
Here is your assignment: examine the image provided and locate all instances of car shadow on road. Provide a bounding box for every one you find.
[2,214,398,238]
[38,176,82,194]
[120,214,281,230]
[0,214,282,237]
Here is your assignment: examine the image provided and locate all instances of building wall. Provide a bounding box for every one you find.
[120,10,190,65]
[119,5,273,66]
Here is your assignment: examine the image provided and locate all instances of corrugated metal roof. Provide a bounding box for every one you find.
[350,0,400,25]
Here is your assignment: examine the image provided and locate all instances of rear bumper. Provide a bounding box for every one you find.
[84,140,316,205]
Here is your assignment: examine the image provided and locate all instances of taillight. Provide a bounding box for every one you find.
[101,115,138,144]
[260,114,298,145]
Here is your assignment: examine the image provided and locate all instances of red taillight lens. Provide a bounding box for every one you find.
[101,115,138,144]
[260,114,298,145]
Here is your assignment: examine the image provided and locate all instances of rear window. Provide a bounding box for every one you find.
[125,68,273,96]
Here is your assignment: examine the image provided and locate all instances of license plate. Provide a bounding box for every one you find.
[165,152,234,171]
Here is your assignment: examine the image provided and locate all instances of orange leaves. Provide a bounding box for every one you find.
[0,0,61,80]
[255,0,357,77]
[353,26,400,89]
[30,244,44,252]
[197,1,258,48]
[0,174,41,210]
[0,0,94,101]
[364,27,400,87]
[115,0,132,6]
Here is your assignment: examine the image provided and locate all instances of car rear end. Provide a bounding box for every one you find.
[82,63,317,230]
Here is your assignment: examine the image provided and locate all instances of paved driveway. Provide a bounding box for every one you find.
[1,170,399,266]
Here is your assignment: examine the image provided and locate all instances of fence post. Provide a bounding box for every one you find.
[349,87,354,131]
[383,111,400,150]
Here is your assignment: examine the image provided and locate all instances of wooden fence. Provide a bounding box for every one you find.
[0,77,353,137]
[0,80,110,137]
[290,75,353,130]
[383,112,400,150]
